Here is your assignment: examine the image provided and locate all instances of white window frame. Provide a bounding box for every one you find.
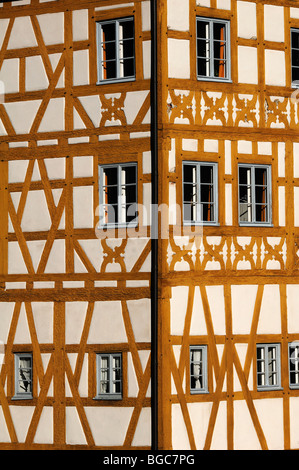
[183,161,218,225]
[13,352,33,400]
[96,17,135,84]
[95,353,122,400]
[289,342,299,389]
[190,345,208,394]
[256,344,281,391]
[196,16,231,82]
[238,164,272,226]
[98,162,138,228]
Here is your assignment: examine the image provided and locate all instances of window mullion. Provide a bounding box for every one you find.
[116,20,120,79]
[252,166,256,224]
[210,21,214,79]
[197,164,201,223]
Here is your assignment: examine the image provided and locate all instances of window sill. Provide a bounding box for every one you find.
[239,223,273,228]
[93,395,122,401]
[96,77,136,86]
[11,395,33,400]
[190,389,209,395]
[257,386,283,392]
[197,77,232,84]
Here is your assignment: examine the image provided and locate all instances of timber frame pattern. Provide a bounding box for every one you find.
[0,0,299,451]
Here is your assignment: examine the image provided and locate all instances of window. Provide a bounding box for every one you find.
[196,17,230,82]
[256,344,281,390]
[291,28,299,85]
[183,162,218,224]
[238,164,271,225]
[190,346,208,393]
[99,163,137,227]
[289,342,299,388]
[97,17,135,83]
[14,353,33,399]
[96,353,122,400]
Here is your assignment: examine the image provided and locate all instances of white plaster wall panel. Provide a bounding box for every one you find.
[73,156,93,178]
[187,402,212,449]
[8,242,27,274]
[44,157,65,180]
[65,302,88,344]
[206,286,226,335]
[168,39,190,79]
[87,301,127,344]
[73,108,86,130]
[66,407,87,445]
[73,49,89,86]
[49,53,65,88]
[167,0,189,31]
[31,302,54,344]
[189,286,208,336]
[143,40,151,79]
[265,50,286,86]
[125,91,149,125]
[294,187,299,226]
[143,182,151,226]
[217,0,231,10]
[231,285,258,334]
[21,190,51,232]
[290,8,299,19]
[287,285,299,332]
[210,400,227,450]
[8,160,28,185]
[0,59,19,94]
[169,138,176,172]
[131,408,151,446]
[27,240,46,273]
[196,0,210,7]
[7,17,37,49]
[123,238,150,272]
[257,141,272,155]
[170,286,189,335]
[204,139,218,152]
[225,140,231,174]
[26,55,49,92]
[0,19,9,50]
[142,151,151,174]
[172,404,191,450]
[4,101,42,135]
[169,182,176,225]
[254,398,284,449]
[78,354,88,397]
[234,343,253,390]
[126,299,151,342]
[9,406,35,443]
[10,192,21,214]
[78,96,102,128]
[72,9,89,41]
[278,142,285,177]
[127,352,139,397]
[0,303,14,344]
[141,1,151,31]
[44,239,65,273]
[225,183,232,225]
[14,304,31,344]
[73,186,94,229]
[264,5,284,43]
[37,13,64,45]
[84,407,133,446]
[238,140,252,154]
[76,239,104,271]
[290,397,299,449]
[237,1,257,39]
[33,407,53,444]
[238,46,258,84]
[182,139,198,152]
[233,400,261,449]
[0,407,11,442]
[257,285,281,334]
[38,98,65,132]
[278,186,285,227]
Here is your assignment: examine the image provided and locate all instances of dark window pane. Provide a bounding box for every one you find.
[122,58,135,77]
[197,39,210,58]
[292,31,299,49]
[213,22,226,42]
[239,166,251,185]
[102,23,116,43]
[292,49,299,67]
[103,167,118,186]
[183,165,196,183]
[198,58,210,76]
[197,20,209,40]
[292,66,299,82]
[120,19,134,39]
[200,165,213,184]
[255,167,267,186]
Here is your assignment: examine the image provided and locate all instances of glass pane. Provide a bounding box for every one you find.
[201,203,214,222]
[214,59,226,78]
[197,20,210,40]
[120,19,134,39]
[292,31,299,50]
[184,164,197,183]
[103,167,118,187]
[292,66,299,82]
[101,23,117,80]
[184,203,197,222]
[255,167,267,186]
[239,166,251,185]
[200,165,213,184]
[190,349,203,390]
[213,22,227,42]
[197,58,210,77]
[292,49,299,67]
[197,39,210,58]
